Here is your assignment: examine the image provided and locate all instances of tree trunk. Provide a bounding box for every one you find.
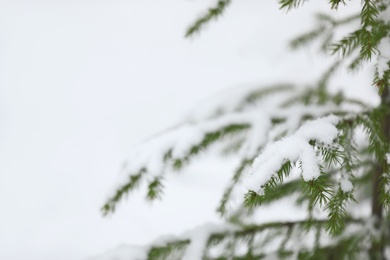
[371,86,390,260]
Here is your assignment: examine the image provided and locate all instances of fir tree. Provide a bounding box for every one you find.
[100,1,390,259]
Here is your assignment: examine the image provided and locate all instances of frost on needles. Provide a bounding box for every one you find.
[99,1,390,260]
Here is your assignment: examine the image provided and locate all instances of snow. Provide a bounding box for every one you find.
[385,183,390,194]
[180,223,237,260]
[268,103,341,135]
[88,223,237,260]
[294,115,339,144]
[376,2,390,79]
[377,37,390,79]
[119,111,258,179]
[185,84,290,122]
[245,116,339,193]
[339,176,353,192]
[110,86,347,206]
[386,247,390,259]
[0,0,379,259]
[107,84,351,221]
[87,245,148,260]
[238,110,271,159]
[300,145,322,180]
[379,1,390,24]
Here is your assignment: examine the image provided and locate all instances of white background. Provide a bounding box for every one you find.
[0,1,377,259]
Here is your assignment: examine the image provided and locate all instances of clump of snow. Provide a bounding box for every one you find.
[246,115,339,193]
[299,145,321,180]
[295,115,339,143]
[385,182,390,194]
[376,37,390,79]
[220,115,341,215]
[386,153,390,164]
[339,175,353,193]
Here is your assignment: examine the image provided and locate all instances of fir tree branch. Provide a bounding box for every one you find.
[146,176,164,201]
[361,0,379,27]
[329,0,346,10]
[290,26,326,49]
[242,84,294,105]
[331,29,362,57]
[171,124,250,170]
[279,0,307,11]
[101,169,146,215]
[148,240,190,260]
[289,12,359,52]
[325,189,355,234]
[217,158,253,216]
[185,0,231,37]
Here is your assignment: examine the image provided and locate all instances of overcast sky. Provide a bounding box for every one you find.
[0,1,378,260]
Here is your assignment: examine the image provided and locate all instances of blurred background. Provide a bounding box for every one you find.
[0,1,377,259]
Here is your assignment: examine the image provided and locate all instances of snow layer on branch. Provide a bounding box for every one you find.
[340,176,353,193]
[268,103,340,135]
[109,84,346,200]
[87,223,236,260]
[180,223,237,260]
[246,115,339,192]
[186,85,262,121]
[119,110,267,180]
[185,84,293,121]
[238,110,271,159]
[106,83,357,217]
[377,37,390,79]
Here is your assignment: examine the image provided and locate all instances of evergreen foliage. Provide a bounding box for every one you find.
[102,1,390,259]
